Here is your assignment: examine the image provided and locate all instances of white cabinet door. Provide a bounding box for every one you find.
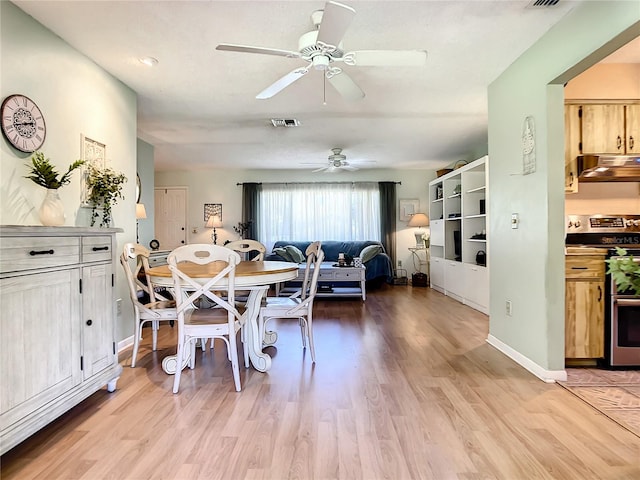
[430,219,444,246]
[444,261,464,299]
[464,263,489,314]
[430,256,445,292]
[0,269,81,430]
[81,263,115,380]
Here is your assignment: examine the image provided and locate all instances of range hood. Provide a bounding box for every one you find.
[577,155,640,182]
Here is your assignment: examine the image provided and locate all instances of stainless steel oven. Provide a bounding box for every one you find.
[609,253,640,367]
[566,214,640,368]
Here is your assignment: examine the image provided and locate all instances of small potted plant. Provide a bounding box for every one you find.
[86,165,127,228]
[25,151,84,226]
[606,247,640,296]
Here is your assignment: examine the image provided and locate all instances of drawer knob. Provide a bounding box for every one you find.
[29,249,54,256]
[86,319,93,326]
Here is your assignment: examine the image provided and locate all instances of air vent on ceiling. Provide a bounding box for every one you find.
[271,118,300,127]
[526,0,560,7]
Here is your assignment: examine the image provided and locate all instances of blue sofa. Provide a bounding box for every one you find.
[264,240,393,285]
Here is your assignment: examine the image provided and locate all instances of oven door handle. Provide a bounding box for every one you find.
[614,298,640,307]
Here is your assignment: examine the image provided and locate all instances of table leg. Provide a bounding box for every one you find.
[242,285,272,372]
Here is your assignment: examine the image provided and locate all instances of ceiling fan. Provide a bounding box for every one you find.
[302,148,375,173]
[216,1,427,101]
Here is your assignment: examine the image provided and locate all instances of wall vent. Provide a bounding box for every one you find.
[526,0,560,7]
[271,118,300,127]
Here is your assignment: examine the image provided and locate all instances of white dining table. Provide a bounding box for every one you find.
[147,260,298,373]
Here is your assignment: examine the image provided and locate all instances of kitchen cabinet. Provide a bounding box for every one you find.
[581,103,640,154]
[564,105,580,193]
[428,156,489,314]
[0,227,122,454]
[565,249,606,363]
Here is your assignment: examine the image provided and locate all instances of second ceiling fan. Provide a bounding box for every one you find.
[216,1,427,101]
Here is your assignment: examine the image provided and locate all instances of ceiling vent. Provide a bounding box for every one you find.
[526,0,560,7]
[271,118,300,127]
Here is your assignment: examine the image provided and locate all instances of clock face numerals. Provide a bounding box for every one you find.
[1,94,47,153]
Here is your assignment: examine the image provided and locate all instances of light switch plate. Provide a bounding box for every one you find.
[511,213,519,229]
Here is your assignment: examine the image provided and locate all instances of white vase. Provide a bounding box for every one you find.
[39,189,65,226]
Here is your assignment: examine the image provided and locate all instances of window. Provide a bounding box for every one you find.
[258,182,380,249]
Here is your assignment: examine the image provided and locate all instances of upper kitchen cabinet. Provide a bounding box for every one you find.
[564,105,581,193]
[581,103,640,155]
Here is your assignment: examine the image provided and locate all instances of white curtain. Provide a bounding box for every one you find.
[258,182,380,251]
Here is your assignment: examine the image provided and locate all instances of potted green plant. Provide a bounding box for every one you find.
[86,165,127,228]
[606,247,640,296]
[24,151,84,226]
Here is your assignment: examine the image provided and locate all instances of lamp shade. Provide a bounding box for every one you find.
[135,203,147,219]
[206,214,222,228]
[408,212,429,227]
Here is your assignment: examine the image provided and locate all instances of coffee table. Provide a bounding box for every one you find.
[276,262,366,300]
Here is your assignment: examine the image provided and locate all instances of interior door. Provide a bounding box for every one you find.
[154,187,187,250]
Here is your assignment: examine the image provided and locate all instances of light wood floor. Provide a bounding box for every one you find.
[2,286,639,479]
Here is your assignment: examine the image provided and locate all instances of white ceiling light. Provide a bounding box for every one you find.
[139,56,159,67]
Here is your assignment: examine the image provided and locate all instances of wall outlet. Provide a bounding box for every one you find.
[505,300,513,316]
[398,260,402,267]
[116,298,122,316]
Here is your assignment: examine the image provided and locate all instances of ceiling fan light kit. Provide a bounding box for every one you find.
[302,148,376,173]
[216,1,427,101]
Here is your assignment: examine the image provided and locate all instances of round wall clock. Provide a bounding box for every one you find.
[1,94,47,153]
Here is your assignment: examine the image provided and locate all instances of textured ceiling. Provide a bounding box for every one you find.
[15,0,632,173]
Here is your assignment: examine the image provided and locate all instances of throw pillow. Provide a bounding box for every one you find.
[284,245,305,263]
[360,244,382,263]
[273,247,293,262]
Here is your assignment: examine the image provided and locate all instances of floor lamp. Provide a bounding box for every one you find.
[206,214,223,244]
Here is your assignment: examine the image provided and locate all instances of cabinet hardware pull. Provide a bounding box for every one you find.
[630,136,635,150]
[617,135,622,149]
[570,266,588,269]
[92,246,109,251]
[29,249,54,256]
[597,285,602,302]
[86,319,93,326]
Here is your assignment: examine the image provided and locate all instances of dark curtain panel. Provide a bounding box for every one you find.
[379,182,396,268]
[241,183,261,240]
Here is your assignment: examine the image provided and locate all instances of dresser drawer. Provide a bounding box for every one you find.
[565,255,605,279]
[0,236,80,274]
[82,236,113,263]
[333,269,364,280]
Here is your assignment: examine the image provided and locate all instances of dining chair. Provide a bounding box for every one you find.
[225,239,267,261]
[120,243,177,368]
[167,244,245,393]
[258,241,324,362]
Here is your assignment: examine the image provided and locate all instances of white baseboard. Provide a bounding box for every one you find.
[118,335,134,354]
[486,334,567,383]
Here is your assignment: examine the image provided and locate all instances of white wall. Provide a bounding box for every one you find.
[1,2,138,342]
[487,2,640,377]
[155,167,436,275]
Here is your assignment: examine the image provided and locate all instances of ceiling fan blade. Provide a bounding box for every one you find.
[256,67,309,99]
[216,43,300,59]
[341,165,359,171]
[346,50,428,67]
[312,166,328,173]
[316,1,356,48]
[327,70,365,101]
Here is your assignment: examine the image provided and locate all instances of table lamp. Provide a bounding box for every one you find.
[135,203,147,243]
[408,212,429,248]
[206,214,223,244]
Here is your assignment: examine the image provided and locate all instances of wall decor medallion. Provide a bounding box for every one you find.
[1,94,47,153]
[522,115,536,175]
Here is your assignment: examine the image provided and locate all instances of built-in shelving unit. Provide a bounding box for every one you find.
[428,156,489,314]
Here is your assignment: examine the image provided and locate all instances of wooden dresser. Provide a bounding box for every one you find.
[0,226,122,454]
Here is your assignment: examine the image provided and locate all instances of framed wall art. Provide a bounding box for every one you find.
[399,198,419,222]
[80,134,106,206]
